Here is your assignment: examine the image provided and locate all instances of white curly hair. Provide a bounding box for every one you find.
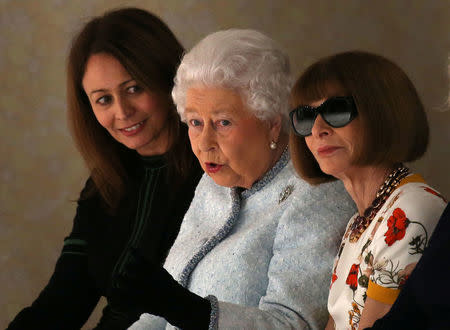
[172,29,293,132]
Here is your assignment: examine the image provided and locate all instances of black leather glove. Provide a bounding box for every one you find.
[108,249,212,329]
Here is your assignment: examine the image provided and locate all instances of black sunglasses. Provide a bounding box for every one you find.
[289,96,358,137]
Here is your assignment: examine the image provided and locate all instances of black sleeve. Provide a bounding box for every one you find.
[108,250,211,330]
[7,180,101,330]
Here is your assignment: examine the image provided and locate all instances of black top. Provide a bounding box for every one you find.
[7,153,203,330]
[368,202,450,330]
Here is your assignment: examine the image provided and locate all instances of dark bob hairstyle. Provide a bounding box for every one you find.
[290,50,429,185]
[67,8,193,211]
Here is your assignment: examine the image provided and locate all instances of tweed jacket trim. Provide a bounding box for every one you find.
[178,149,289,289]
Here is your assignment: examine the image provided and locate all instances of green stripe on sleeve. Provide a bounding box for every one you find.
[63,238,88,247]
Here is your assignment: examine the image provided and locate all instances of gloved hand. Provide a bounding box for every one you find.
[108,249,211,329]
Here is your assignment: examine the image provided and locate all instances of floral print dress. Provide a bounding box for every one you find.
[327,174,447,330]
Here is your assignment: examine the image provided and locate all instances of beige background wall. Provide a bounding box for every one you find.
[1,0,449,328]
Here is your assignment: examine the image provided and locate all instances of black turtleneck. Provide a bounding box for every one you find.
[7,153,203,330]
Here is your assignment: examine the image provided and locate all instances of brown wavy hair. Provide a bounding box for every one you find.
[290,51,429,184]
[67,7,194,211]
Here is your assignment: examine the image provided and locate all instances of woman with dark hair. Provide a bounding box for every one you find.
[289,51,446,329]
[8,7,202,330]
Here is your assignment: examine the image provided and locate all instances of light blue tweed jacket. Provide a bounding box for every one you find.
[129,152,355,329]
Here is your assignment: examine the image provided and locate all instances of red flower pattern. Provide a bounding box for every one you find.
[346,264,359,291]
[330,271,338,289]
[332,186,442,330]
[384,208,409,246]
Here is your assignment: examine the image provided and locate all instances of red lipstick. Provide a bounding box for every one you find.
[317,146,341,156]
[205,162,223,174]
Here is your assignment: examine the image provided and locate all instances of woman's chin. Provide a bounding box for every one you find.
[317,161,347,178]
[210,176,233,188]
[207,173,241,188]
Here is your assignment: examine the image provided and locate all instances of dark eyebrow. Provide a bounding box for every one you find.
[119,79,135,87]
[89,79,135,96]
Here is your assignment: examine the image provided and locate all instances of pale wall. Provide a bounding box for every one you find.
[1,0,449,328]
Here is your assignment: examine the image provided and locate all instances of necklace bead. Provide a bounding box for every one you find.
[349,164,410,243]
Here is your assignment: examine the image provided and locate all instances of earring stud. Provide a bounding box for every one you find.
[270,141,277,150]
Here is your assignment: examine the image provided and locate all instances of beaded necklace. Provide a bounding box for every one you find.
[348,164,410,243]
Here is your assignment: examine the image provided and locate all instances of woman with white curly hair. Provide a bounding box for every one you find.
[115,29,355,330]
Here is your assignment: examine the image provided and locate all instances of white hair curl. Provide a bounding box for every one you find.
[172,29,293,132]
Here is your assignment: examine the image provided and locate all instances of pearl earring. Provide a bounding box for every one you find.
[270,141,277,150]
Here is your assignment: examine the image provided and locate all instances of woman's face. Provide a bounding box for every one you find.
[304,98,361,180]
[82,53,171,156]
[185,86,281,189]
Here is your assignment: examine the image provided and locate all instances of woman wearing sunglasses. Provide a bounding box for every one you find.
[289,51,447,329]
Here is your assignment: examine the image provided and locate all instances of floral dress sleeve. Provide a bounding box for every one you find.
[364,183,447,304]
